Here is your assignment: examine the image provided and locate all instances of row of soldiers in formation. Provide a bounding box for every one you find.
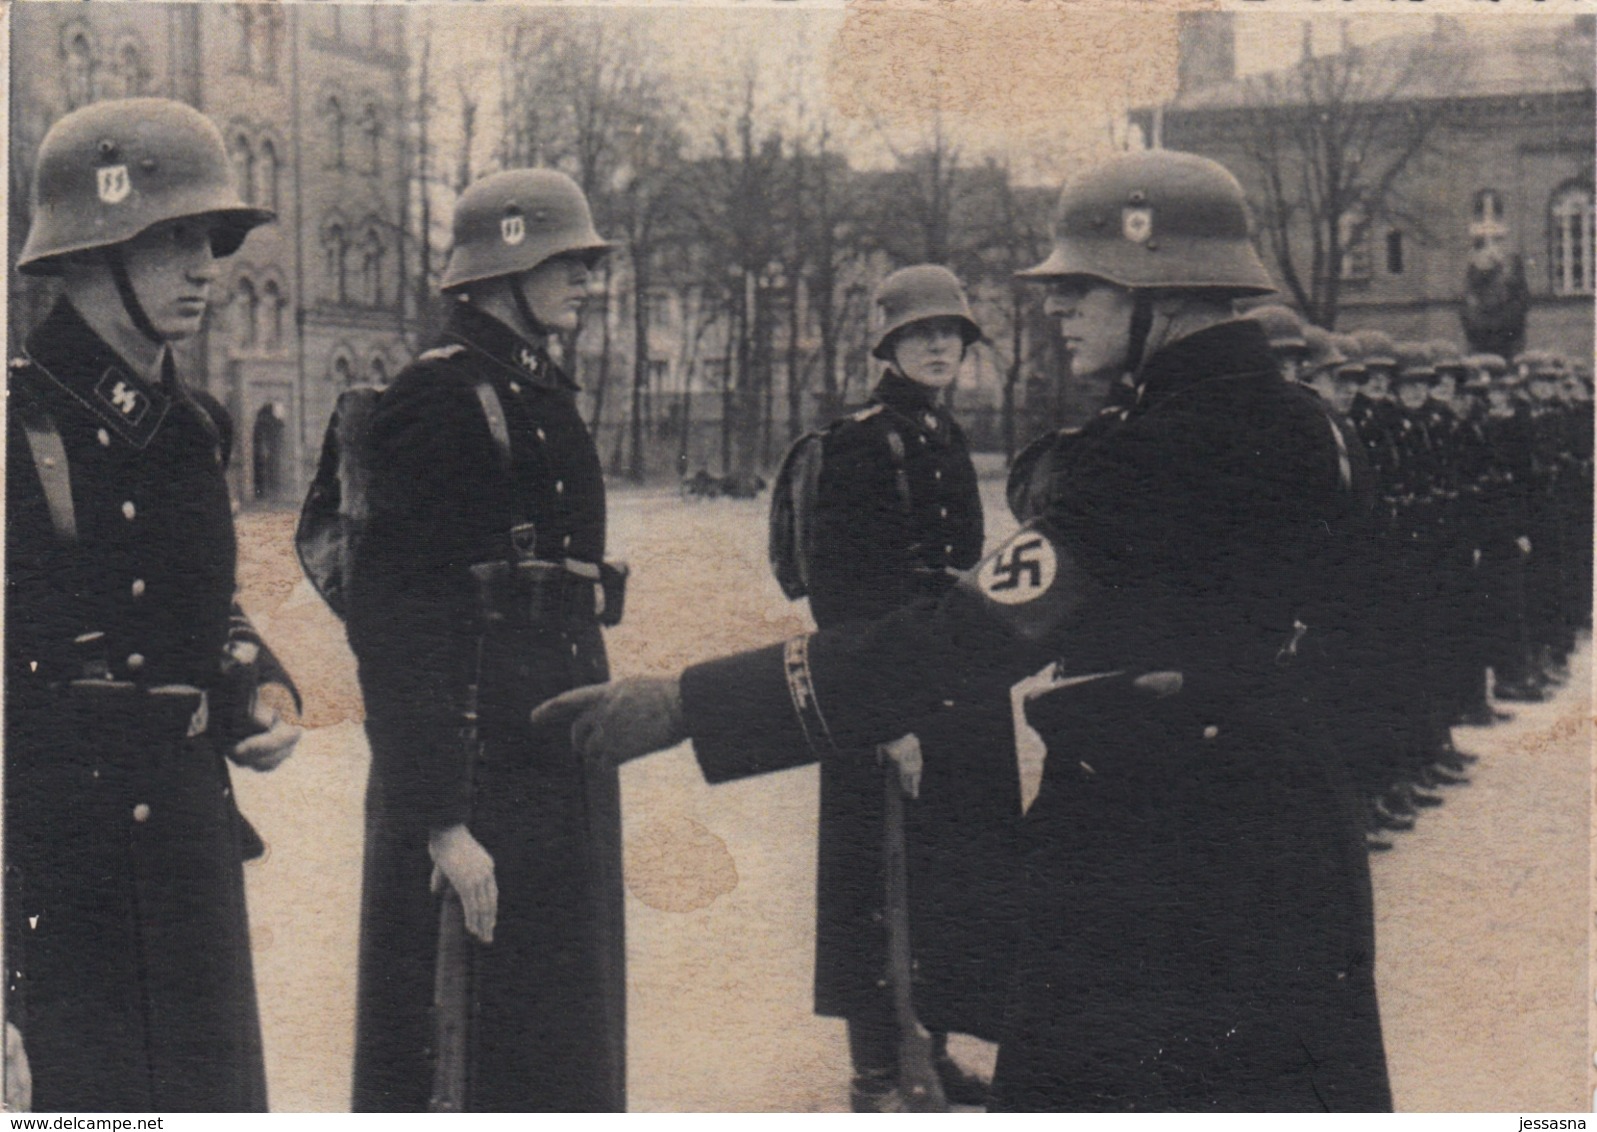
[1244,307,1593,848]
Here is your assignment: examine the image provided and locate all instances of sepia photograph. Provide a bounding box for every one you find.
[2,0,1593,1114]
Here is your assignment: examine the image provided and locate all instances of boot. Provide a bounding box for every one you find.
[850,1069,906,1113]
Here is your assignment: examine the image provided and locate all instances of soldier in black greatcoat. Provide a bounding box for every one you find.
[346,169,625,1112]
[5,98,301,1112]
[791,265,1004,1109]
[537,151,1392,1112]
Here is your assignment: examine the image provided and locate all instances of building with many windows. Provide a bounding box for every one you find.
[9,3,415,504]
[1135,14,1595,362]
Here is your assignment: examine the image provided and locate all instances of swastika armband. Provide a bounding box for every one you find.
[948,521,1091,645]
[782,635,838,753]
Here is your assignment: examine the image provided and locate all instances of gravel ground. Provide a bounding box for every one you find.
[230,485,1590,1112]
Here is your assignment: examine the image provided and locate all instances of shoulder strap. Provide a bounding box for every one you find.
[14,389,77,542]
[473,381,512,477]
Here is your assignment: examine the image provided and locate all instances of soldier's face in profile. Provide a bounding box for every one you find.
[1043,280,1135,383]
[520,253,598,334]
[891,319,966,389]
[120,217,222,341]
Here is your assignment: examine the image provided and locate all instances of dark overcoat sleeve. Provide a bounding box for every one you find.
[350,370,508,829]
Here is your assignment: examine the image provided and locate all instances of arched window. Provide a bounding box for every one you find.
[261,280,284,350]
[1338,206,1371,281]
[117,43,145,97]
[236,278,259,349]
[369,356,389,387]
[65,32,95,109]
[324,222,348,303]
[360,102,382,176]
[334,354,355,387]
[259,139,280,211]
[231,132,255,204]
[361,228,385,305]
[325,95,346,170]
[235,8,256,74]
[259,10,282,81]
[1549,184,1595,297]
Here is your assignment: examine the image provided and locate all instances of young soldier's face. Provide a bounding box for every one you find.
[1363,370,1391,400]
[520,253,598,333]
[891,319,966,389]
[1043,280,1136,382]
[121,217,222,341]
[1397,380,1429,410]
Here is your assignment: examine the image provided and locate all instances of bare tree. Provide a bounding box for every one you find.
[1228,36,1456,327]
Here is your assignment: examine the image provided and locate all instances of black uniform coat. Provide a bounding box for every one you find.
[346,302,620,1112]
[801,371,1015,1038]
[4,299,276,1111]
[677,321,1391,1110]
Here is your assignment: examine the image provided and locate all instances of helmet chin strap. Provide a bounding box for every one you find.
[1126,291,1157,379]
[103,247,165,346]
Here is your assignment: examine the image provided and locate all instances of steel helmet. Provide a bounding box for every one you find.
[19,97,273,275]
[1351,330,1397,370]
[871,265,983,360]
[441,169,610,292]
[1244,304,1309,354]
[1302,325,1346,372]
[1016,149,1274,295]
[1426,340,1468,376]
[1393,341,1436,382]
[1330,333,1366,378]
[1465,353,1508,378]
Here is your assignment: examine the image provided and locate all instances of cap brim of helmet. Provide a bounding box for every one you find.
[19,204,276,274]
[1015,244,1275,295]
[872,314,984,361]
[439,239,613,292]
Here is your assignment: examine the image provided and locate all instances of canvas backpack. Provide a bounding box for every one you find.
[295,368,510,620]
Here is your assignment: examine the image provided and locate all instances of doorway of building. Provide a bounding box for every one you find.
[253,402,286,503]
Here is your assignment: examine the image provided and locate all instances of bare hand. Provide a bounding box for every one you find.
[5,1022,31,1111]
[881,733,923,799]
[429,824,497,944]
[529,676,686,770]
[229,688,302,772]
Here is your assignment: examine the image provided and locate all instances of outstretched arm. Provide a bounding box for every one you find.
[533,522,1088,781]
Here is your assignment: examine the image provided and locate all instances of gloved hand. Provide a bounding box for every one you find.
[530,676,686,770]
[5,1022,31,1111]
[429,824,497,944]
[228,685,302,772]
[881,733,923,799]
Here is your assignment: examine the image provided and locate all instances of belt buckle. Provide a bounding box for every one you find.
[188,689,210,739]
[147,685,209,738]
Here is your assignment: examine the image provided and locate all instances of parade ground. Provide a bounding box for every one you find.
[230,483,1591,1112]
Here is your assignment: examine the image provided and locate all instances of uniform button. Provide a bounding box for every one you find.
[1203,725,1220,740]
[917,435,927,446]
[97,429,111,447]
[122,501,136,520]
[562,535,572,549]
[510,381,523,394]
[944,544,953,555]
[127,653,145,671]
[934,469,942,482]
[132,803,151,823]
[536,429,547,443]
[555,480,564,494]
[939,506,948,519]
[131,579,146,598]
